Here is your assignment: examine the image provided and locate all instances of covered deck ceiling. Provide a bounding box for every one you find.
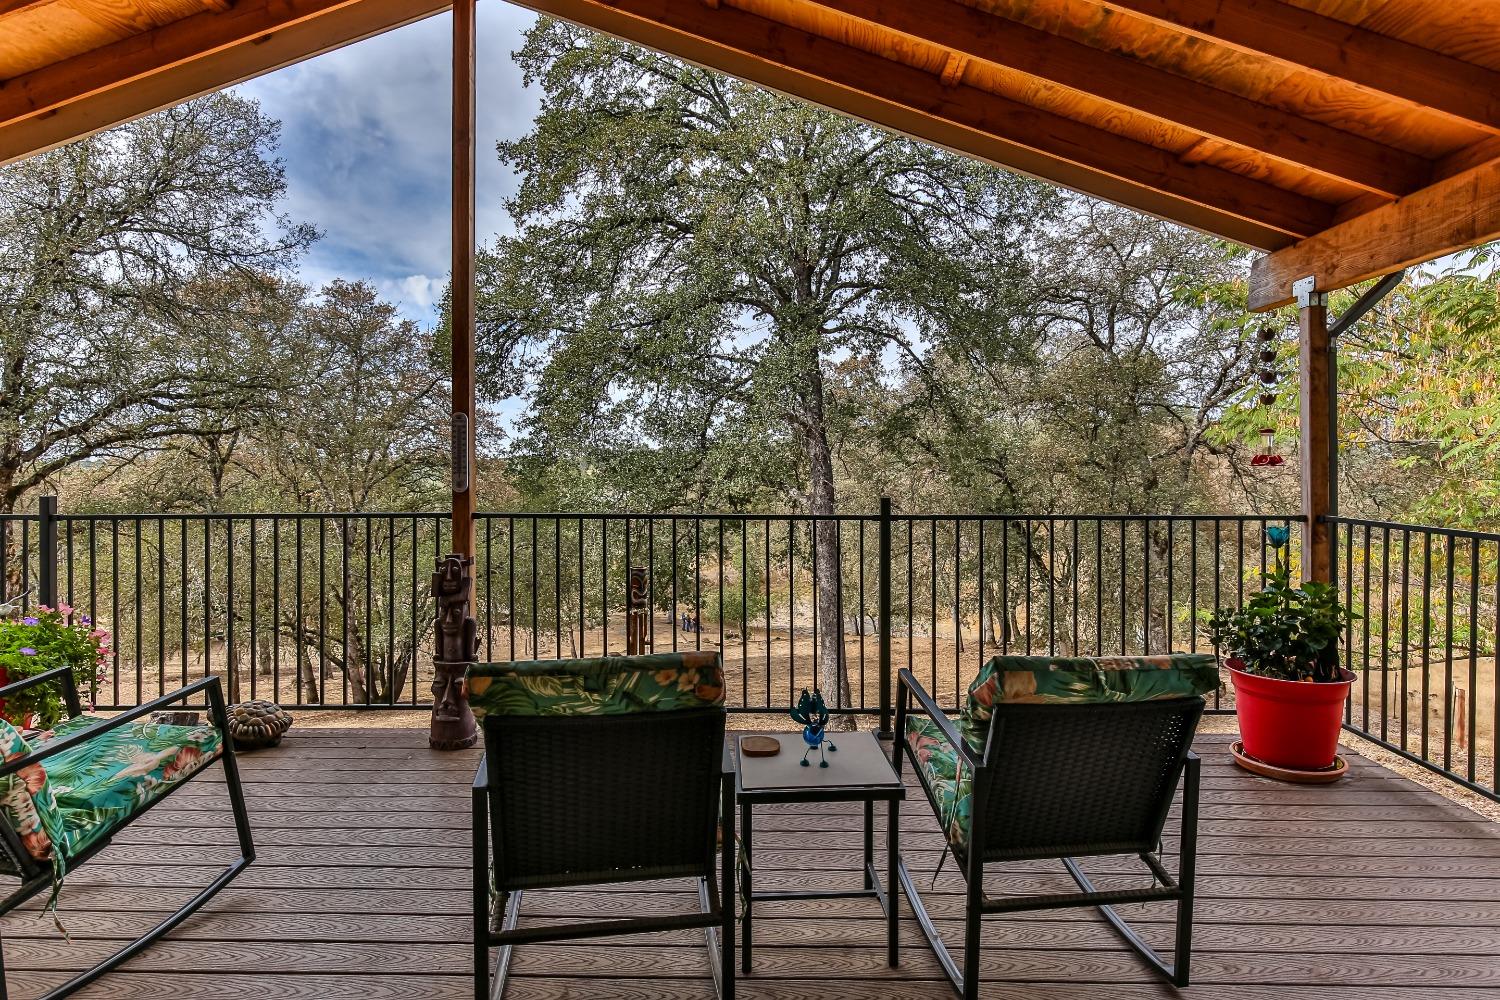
[2,0,1498,309]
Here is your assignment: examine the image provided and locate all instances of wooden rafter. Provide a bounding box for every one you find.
[0,0,446,166]
[1099,0,1500,136]
[521,0,1330,248]
[1249,160,1500,310]
[0,0,52,17]
[799,0,1427,198]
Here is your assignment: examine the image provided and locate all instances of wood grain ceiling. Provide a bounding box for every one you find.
[2,0,1496,309]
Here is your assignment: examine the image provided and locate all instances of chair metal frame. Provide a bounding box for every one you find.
[894,667,1201,999]
[471,705,734,1000]
[0,667,254,1000]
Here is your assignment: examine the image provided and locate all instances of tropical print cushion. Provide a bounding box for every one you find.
[960,653,1218,751]
[0,718,65,867]
[467,652,726,718]
[904,714,971,850]
[37,716,223,862]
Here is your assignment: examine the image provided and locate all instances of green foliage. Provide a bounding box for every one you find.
[0,92,315,514]
[472,18,1056,511]
[1208,532,1358,683]
[0,604,108,727]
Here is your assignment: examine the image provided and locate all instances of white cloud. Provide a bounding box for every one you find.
[380,273,446,314]
[232,6,540,324]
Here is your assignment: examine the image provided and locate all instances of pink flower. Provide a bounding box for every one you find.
[36,606,50,614]
[57,602,72,616]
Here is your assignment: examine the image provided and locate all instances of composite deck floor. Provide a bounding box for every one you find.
[4,727,1499,999]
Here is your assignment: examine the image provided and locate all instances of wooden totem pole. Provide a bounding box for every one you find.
[430,0,479,751]
[626,566,649,655]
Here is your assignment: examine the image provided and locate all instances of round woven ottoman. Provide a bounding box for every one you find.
[227,700,293,751]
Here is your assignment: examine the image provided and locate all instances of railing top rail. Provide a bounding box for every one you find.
[479,511,1301,523]
[48,510,1304,522]
[53,511,452,522]
[1326,515,1500,544]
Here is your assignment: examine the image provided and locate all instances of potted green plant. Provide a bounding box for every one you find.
[0,601,110,729]
[1207,526,1359,771]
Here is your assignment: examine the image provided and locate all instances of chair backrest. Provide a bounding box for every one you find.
[960,654,1214,862]
[972,697,1202,862]
[468,652,726,892]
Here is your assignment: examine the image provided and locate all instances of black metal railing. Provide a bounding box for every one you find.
[2,501,1294,721]
[1330,517,1498,799]
[5,499,1490,799]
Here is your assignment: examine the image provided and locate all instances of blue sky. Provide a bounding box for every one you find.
[233,6,541,327]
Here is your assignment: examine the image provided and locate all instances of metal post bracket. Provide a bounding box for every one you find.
[1292,275,1328,310]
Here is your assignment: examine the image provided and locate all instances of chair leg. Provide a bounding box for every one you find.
[34,859,250,1000]
[1063,857,1184,985]
[961,870,982,1000]
[897,855,967,998]
[472,781,490,1000]
[719,777,735,1000]
[488,892,521,1000]
[1173,752,1199,988]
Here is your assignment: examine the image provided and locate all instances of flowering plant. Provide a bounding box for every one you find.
[0,602,110,727]
[1207,527,1358,683]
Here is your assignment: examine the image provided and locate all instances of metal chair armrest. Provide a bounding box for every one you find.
[898,669,980,770]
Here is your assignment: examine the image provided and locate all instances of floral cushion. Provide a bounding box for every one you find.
[904,714,971,850]
[908,654,1217,852]
[959,653,1219,751]
[467,652,726,718]
[35,716,223,862]
[0,719,65,867]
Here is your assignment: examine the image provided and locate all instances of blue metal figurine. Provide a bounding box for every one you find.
[790,688,838,767]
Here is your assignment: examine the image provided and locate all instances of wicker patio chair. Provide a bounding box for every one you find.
[0,667,253,1000]
[895,653,1216,999]
[467,651,733,1000]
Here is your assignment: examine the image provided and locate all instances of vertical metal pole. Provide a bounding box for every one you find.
[878,497,893,739]
[37,495,57,610]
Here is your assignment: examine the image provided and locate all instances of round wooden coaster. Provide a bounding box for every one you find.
[740,735,782,757]
[1231,740,1348,784]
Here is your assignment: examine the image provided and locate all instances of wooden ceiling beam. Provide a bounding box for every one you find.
[518,0,1330,249]
[799,0,1426,199]
[0,0,53,18]
[1099,0,1500,136]
[0,0,448,166]
[1248,160,1500,310]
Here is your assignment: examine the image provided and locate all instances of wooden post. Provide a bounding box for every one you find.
[1295,276,1334,584]
[430,0,479,751]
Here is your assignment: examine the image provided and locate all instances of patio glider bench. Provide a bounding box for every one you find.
[0,667,253,1000]
[896,653,1217,999]
[468,651,734,1000]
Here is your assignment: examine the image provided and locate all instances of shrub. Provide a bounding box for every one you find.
[0,603,110,727]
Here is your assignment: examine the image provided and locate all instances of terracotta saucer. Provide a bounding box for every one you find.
[1230,740,1348,784]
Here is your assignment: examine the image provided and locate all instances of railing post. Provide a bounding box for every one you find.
[37,495,57,610]
[878,496,893,739]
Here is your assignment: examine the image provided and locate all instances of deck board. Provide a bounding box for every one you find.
[4,729,1498,999]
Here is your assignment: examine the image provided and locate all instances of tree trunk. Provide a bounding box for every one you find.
[803,414,853,727]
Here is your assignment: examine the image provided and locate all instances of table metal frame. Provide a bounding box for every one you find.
[730,734,905,972]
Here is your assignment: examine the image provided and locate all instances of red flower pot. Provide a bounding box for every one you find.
[1230,665,1354,770]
